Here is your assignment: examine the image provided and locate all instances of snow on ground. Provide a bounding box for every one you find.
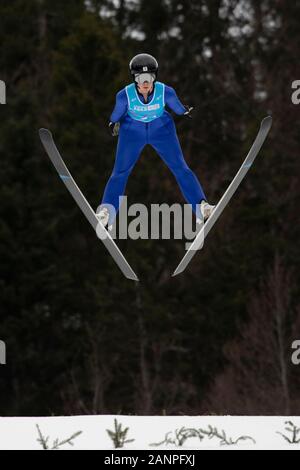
[0,415,299,450]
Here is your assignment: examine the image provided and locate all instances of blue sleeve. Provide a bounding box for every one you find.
[110,89,128,122]
[164,85,186,115]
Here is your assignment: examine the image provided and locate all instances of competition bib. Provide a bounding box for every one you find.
[125,82,165,123]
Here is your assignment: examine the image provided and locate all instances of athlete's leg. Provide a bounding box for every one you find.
[151,123,206,217]
[101,127,145,221]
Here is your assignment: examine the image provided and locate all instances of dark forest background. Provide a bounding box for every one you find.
[0,0,300,416]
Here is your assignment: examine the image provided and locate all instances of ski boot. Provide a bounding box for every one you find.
[96,206,112,231]
[197,200,215,224]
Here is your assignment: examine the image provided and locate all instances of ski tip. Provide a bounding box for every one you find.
[128,274,140,282]
[261,115,272,129]
[39,128,52,140]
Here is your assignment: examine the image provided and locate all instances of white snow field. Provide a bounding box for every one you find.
[0,415,299,450]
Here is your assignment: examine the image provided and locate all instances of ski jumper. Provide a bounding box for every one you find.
[101,81,206,222]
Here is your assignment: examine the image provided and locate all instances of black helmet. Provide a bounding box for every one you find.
[129,53,158,77]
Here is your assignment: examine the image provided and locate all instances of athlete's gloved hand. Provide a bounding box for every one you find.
[183,105,194,119]
[109,121,120,136]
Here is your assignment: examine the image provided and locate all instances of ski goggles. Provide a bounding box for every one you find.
[134,72,156,85]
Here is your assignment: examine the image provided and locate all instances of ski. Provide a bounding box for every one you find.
[172,116,272,277]
[39,128,139,282]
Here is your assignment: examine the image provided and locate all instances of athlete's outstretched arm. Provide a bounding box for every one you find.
[110,89,128,123]
[164,85,187,115]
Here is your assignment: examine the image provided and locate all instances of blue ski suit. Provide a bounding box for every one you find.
[101,81,206,221]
